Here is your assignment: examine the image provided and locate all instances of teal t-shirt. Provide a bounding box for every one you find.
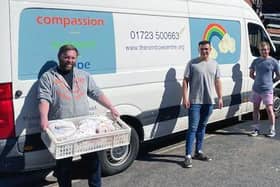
[250,57,280,94]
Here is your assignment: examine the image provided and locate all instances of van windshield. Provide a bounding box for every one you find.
[248,22,279,59]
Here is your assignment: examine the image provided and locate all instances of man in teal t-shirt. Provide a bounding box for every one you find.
[249,41,280,138]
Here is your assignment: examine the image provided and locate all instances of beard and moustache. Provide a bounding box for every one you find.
[58,60,75,74]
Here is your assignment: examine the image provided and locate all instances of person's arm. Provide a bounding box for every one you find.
[273,72,280,82]
[182,78,190,108]
[273,61,280,82]
[38,73,53,131]
[86,73,119,119]
[39,99,50,131]
[215,78,223,109]
[249,69,255,80]
[182,61,192,108]
[97,94,119,119]
[249,60,256,80]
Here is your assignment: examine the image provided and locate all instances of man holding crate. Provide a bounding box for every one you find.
[38,44,119,187]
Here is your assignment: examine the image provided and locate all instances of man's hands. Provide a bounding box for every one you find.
[40,118,49,131]
[97,94,120,120]
[182,78,190,109]
[215,79,223,109]
[183,98,190,109]
[109,106,120,120]
[218,97,223,109]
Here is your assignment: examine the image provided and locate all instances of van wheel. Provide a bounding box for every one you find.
[273,96,280,118]
[99,128,139,176]
[273,88,280,118]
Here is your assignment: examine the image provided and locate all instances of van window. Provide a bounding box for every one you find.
[18,8,116,80]
[247,23,270,57]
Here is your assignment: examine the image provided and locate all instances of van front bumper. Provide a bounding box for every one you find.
[0,138,25,172]
[0,134,55,172]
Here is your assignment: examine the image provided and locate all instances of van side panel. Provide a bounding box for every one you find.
[0,0,12,83]
[3,0,267,172]
[14,7,190,139]
[112,13,189,140]
[7,0,189,171]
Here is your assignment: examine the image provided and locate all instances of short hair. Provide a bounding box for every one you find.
[198,40,211,46]
[57,44,79,58]
[258,41,270,50]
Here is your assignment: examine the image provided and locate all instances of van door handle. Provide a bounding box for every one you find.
[15,90,23,98]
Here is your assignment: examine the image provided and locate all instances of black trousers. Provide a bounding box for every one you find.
[56,152,101,187]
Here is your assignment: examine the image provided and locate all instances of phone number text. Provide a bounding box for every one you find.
[130,31,180,40]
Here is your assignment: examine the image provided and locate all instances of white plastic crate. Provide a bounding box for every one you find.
[41,116,131,159]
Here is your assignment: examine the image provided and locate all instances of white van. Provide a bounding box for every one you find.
[1,0,279,175]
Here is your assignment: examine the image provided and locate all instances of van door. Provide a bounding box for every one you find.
[245,20,274,112]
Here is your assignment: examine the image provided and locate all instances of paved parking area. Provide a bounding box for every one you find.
[1,118,280,187]
[100,119,280,187]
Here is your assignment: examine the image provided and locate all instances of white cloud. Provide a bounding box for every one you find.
[210,46,218,59]
[218,33,236,53]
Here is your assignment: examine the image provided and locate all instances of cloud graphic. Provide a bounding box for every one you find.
[218,33,236,53]
[210,46,218,59]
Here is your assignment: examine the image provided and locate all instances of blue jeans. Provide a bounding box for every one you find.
[186,104,213,156]
[56,152,101,187]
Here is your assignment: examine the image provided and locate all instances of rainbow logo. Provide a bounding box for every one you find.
[203,23,227,41]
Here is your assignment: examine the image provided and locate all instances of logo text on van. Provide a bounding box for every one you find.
[36,16,104,28]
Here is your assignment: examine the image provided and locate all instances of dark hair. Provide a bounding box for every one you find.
[198,40,211,46]
[57,44,79,58]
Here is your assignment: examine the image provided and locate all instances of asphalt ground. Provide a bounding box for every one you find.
[1,117,280,187]
[86,118,280,187]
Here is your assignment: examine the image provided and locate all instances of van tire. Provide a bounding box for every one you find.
[273,88,280,118]
[99,127,139,176]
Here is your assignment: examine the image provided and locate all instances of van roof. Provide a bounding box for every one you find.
[11,0,188,16]
[188,0,260,20]
[189,0,248,8]
[11,0,253,17]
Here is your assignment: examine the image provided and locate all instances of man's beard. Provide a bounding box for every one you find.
[59,64,74,73]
